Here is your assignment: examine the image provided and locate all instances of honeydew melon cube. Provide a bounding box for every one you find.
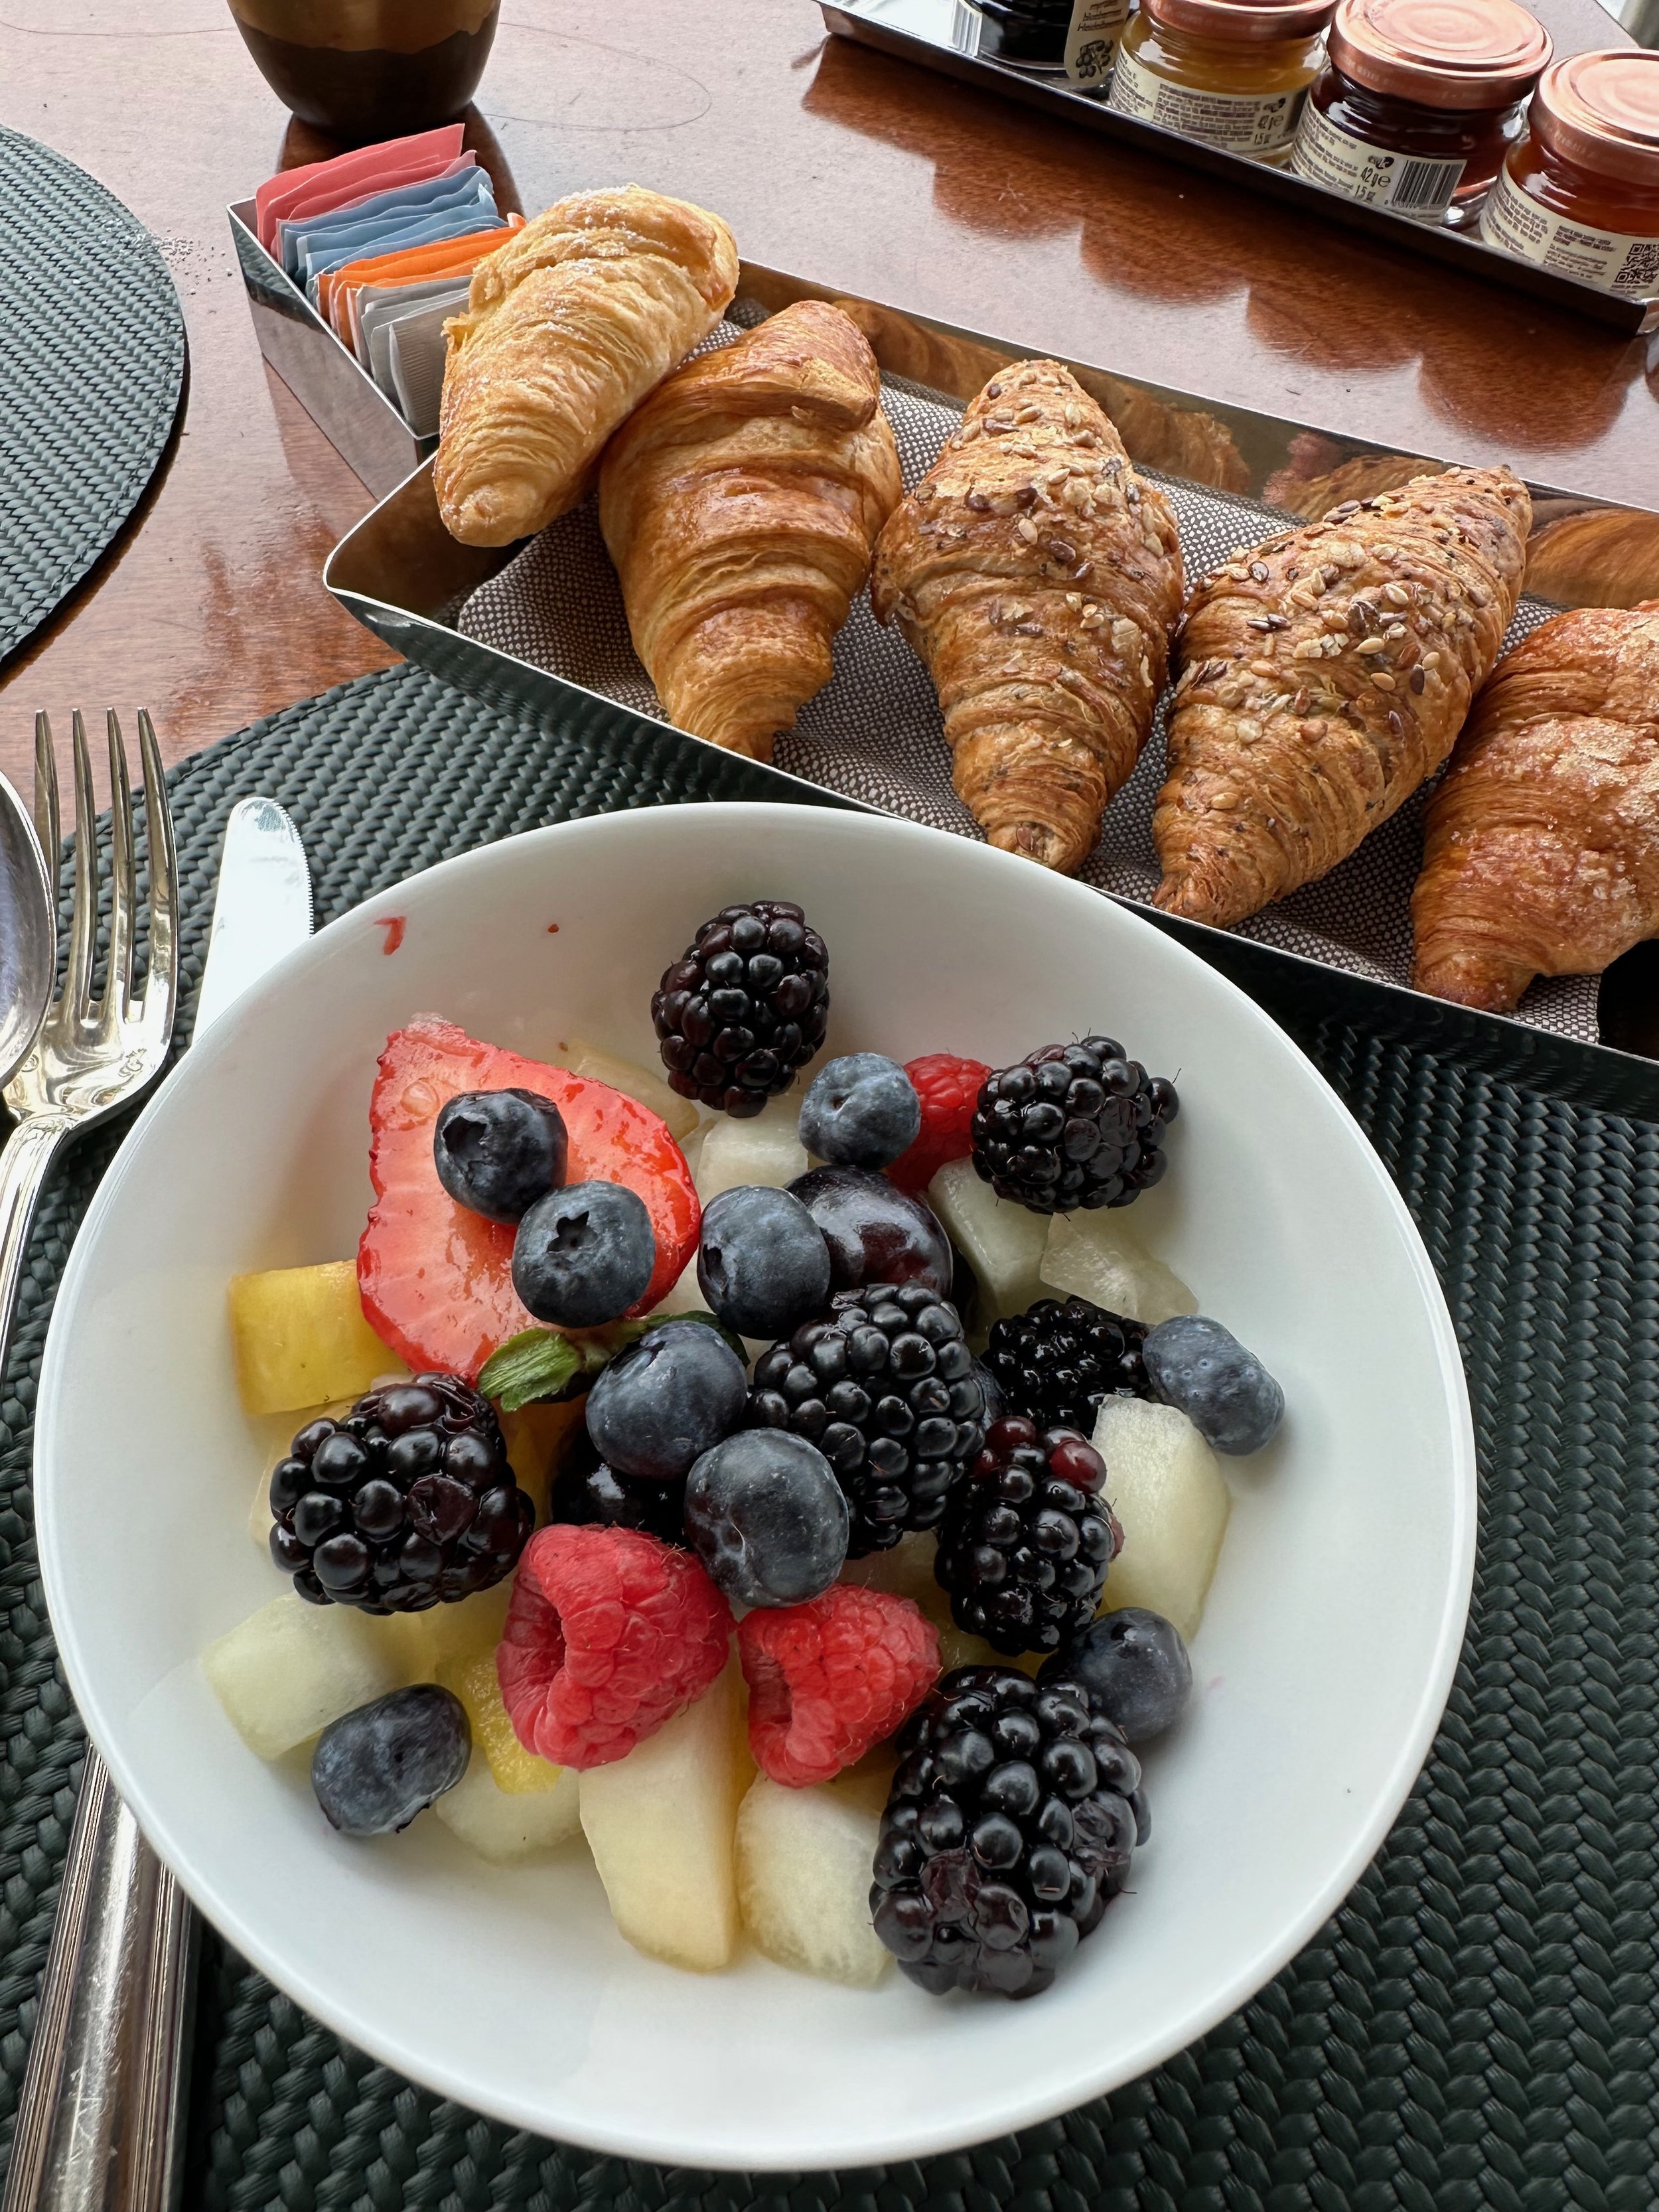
[1040,1211,1197,1325]
[695,1092,808,1203]
[384,1580,514,1688]
[564,1037,700,1143]
[578,1661,745,1972]
[936,1624,1042,1677]
[437,1642,564,1794]
[927,1159,1048,1322]
[227,1260,403,1416]
[838,1530,950,1628]
[433,1747,583,1862]
[736,1775,892,1987]
[1093,1398,1230,1641]
[202,1593,402,1759]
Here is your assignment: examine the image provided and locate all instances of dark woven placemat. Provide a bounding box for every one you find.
[3,662,1655,2211]
[0,128,186,669]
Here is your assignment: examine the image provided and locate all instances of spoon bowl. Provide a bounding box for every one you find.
[0,770,53,1093]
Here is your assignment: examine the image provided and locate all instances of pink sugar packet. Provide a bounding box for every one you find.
[255,123,466,252]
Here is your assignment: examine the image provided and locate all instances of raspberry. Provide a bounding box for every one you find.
[886,1055,991,1196]
[496,1525,733,1769]
[738,1584,940,1787]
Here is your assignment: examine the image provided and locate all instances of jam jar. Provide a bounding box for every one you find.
[1482,50,1659,300]
[1110,0,1336,163]
[975,0,1130,92]
[1291,0,1550,226]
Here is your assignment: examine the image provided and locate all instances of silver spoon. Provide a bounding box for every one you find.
[0,767,53,1093]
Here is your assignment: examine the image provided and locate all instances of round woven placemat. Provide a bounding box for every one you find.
[0,128,186,670]
[2,664,1654,2211]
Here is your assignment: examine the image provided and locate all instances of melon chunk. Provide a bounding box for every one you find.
[227,1261,401,1416]
[736,1775,891,1987]
[1041,1211,1197,1325]
[695,1092,808,1203]
[838,1531,949,1627]
[202,1593,401,1759]
[433,1748,583,1862]
[438,1642,565,1794]
[564,1037,701,1143]
[384,1580,513,1688]
[578,1662,745,1972]
[927,1159,1048,1323]
[1093,1398,1230,1641]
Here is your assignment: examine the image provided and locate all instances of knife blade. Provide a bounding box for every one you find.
[194,797,313,1037]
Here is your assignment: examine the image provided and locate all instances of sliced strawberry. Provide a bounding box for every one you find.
[358,1017,699,1381]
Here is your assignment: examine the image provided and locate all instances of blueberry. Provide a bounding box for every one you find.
[1038,1609,1191,1743]
[788,1164,952,1296]
[799,1053,920,1170]
[684,1429,849,1607]
[433,1089,567,1224]
[585,1318,748,1481]
[311,1684,470,1836]
[1142,1315,1284,1455]
[512,1181,656,1328]
[697,1185,831,1339]
[549,1449,689,1547]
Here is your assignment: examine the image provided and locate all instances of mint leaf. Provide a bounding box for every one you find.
[478,1328,583,1413]
[601,1309,748,1363]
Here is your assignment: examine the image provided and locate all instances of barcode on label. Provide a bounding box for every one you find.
[1392,158,1461,213]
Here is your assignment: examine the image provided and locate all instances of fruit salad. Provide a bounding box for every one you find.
[206,897,1285,2000]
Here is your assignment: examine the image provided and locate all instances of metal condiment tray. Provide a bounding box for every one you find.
[319,257,1659,1120]
[821,0,1659,337]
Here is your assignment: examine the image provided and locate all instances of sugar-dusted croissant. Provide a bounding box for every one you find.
[597,301,902,761]
[1411,603,1659,1012]
[870,359,1183,874]
[435,185,739,548]
[1153,467,1532,927]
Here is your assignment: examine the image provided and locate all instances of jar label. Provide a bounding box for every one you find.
[1108,46,1307,154]
[1065,0,1129,88]
[1291,102,1463,221]
[1481,165,1659,301]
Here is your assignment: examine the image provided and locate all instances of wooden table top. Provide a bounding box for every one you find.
[0,0,1650,796]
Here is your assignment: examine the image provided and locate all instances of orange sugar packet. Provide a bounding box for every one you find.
[323,214,522,339]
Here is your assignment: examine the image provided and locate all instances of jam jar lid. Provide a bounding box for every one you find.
[1325,0,1551,111]
[1140,0,1336,43]
[1530,50,1659,191]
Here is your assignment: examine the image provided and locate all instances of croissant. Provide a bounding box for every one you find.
[870,359,1183,874]
[435,185,739,548]
[1153,467,1532,927]
[597,301,902,760]
[1411,602,1659,1012]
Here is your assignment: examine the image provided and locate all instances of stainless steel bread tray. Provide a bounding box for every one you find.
[323,258,1659,1119]
[822,0,1659,337]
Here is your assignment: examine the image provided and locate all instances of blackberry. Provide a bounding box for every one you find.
[268,1374,533,1614]
[934,1416,1121,1655]
[652,899,830,1117]
[871,1666,1146,1998]
[748,1282,985,1557]
[983,1296,1149,1434]
[971,1036,1179,1214]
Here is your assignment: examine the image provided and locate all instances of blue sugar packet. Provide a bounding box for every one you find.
[301,202,506,305]
[286,168,496,282]
[277,159,485,275]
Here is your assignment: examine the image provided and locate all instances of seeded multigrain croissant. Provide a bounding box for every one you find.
[871,360,1183,874]
[1153,467,1532,927]
[1411,603,1659,1012]
[436,186,739,547]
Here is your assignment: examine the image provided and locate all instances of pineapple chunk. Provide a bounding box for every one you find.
[565,1037,700,1143]
[384,1580,512,1687]
[433,1747,583,1862]
[437,1644,564,1795]
[1093,1397,1230,1640]
[696,1092,807,1203]
[228,1260,402,1416]
[579,1661,745,1972]
[736,1775,892,1988]
[1040,1211,1197,1325]
[500,1397,587,1522]
[927,1159,1048,1323]
[202,1593,402,1759]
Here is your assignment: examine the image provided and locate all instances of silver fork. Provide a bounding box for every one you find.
[1,711,193,2212]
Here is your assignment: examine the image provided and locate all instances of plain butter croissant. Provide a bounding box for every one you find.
[1411,602,1659,1012]
[436,185,739,547]
[597,300,902,760]
[871,359,1183,874]
[1154,466,1532,927]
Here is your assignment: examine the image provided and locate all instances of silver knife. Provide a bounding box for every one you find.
[6,802,313,2212]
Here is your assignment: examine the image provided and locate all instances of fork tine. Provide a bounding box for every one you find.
[33,713,60,901]
[64,711,100,1023]
[104,713,137,1022]
[135,710,178,1043]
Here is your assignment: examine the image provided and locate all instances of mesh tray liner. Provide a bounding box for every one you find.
[0,129,186,668]
[456,328,1591,1041]
[2,662,1654,2211]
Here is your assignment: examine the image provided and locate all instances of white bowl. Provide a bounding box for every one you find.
[36,803,1473,2171]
